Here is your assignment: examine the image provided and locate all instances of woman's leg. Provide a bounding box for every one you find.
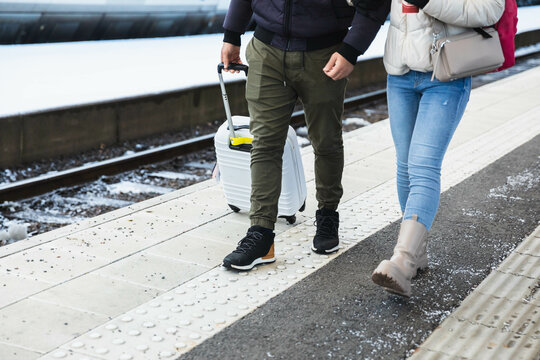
[387,73,421,212]
[403,75,472,230]
[373,74,471,297]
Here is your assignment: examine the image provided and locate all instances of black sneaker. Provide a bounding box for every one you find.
[312,208,339,254]
[222,226,275,270]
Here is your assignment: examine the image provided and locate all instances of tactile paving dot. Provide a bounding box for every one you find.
[52,351,67,358]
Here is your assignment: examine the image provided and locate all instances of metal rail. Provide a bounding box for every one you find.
[0,51,538,202]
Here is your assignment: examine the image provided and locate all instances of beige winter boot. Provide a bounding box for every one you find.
[371,215,428,297]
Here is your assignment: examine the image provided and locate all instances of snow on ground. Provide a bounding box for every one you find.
[0,223,27,245]
[107,181,172,195]
[0,6,538,118]
[148,171,201,181]
[342,117,371,127]
[516,42,540,56]
[184,161,215,170]
[10,209,83,225]
[488,167,539,200]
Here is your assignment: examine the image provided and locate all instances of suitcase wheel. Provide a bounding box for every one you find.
[283,215,296,225]
[299,200,306,212]
[228,204,241,212]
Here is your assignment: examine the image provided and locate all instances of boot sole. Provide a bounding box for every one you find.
[371,271,410,298]
[223,256,276,271]
[311,245,339,254]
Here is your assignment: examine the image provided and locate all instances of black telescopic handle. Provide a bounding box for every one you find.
[218,62,249,75]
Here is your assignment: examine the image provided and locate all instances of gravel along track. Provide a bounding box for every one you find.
[1,53,539,244]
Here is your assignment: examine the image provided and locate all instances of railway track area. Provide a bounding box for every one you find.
[1,51,539,242]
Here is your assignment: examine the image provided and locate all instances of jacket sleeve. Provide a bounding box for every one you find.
[223,0,253,45]
[339,0,391,65]
[422,0,505,28]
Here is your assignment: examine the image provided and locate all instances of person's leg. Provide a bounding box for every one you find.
[222,38,297,270]
[373,73,471,297]
[246,38,299,230]
[294,45,347,253]
[387,72,421,212]
[403,75,472,230]
[295,45,347,211]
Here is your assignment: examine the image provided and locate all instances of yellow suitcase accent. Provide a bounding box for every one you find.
[229,136,253,146]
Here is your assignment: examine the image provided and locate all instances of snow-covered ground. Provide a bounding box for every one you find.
[0,6,539,118]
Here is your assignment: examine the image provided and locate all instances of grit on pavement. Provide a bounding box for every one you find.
[180,135,540,360]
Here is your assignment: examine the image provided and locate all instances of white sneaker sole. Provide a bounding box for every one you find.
[227,256,276,271]
[311,245,340,254]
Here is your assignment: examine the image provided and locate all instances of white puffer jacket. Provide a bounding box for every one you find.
[383,0,505,75]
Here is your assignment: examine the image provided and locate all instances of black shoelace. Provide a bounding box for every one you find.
[233,231,264,254]
[314,215,339,238]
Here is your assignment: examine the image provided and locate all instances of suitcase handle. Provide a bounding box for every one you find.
[217,63,249,75]
[217,63,249,142]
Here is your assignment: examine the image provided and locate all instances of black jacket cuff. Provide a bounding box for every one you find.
[406,0,429,8]
[338,42,360,66]
[223,29,242,46]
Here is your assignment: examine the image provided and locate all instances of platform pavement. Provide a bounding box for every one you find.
[0,66,538,360]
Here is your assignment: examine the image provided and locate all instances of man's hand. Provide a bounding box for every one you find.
[323,52,354,80]
[221,43,243,73]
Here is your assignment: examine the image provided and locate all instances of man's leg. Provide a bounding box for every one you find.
[223,38,297,270]
[294,45,347,253]
[246,39,298,230]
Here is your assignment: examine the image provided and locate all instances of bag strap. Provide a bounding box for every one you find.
[473,27,493,38]
[432,17,492,39]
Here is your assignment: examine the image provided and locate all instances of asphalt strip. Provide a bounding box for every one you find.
[180,134,540,360]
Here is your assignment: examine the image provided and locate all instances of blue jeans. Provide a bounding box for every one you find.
[387,71,471,230]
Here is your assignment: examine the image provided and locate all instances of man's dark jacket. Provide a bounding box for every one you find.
[223,0,391,65]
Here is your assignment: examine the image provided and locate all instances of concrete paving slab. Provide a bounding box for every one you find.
[497,251,540,279]
[410,316,540,360]
[94,252,209,291]
[184,217,252,246]
[145,233,235,268]
[31,273,162,318]
[52,229,156,262]
[0,342,42,360]
[105,212,195,245]
[0,299,108,353]
[473,270,540,306]
[0,273,51,308]
[0,245,109,284]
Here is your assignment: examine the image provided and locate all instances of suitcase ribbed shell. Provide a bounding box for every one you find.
[214,115,307,218]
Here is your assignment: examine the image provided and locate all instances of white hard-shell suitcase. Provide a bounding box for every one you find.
[214,63,307,224]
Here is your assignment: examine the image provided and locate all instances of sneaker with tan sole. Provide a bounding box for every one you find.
[222,226,275,271]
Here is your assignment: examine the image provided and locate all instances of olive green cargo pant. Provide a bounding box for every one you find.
[246,37,347,230]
